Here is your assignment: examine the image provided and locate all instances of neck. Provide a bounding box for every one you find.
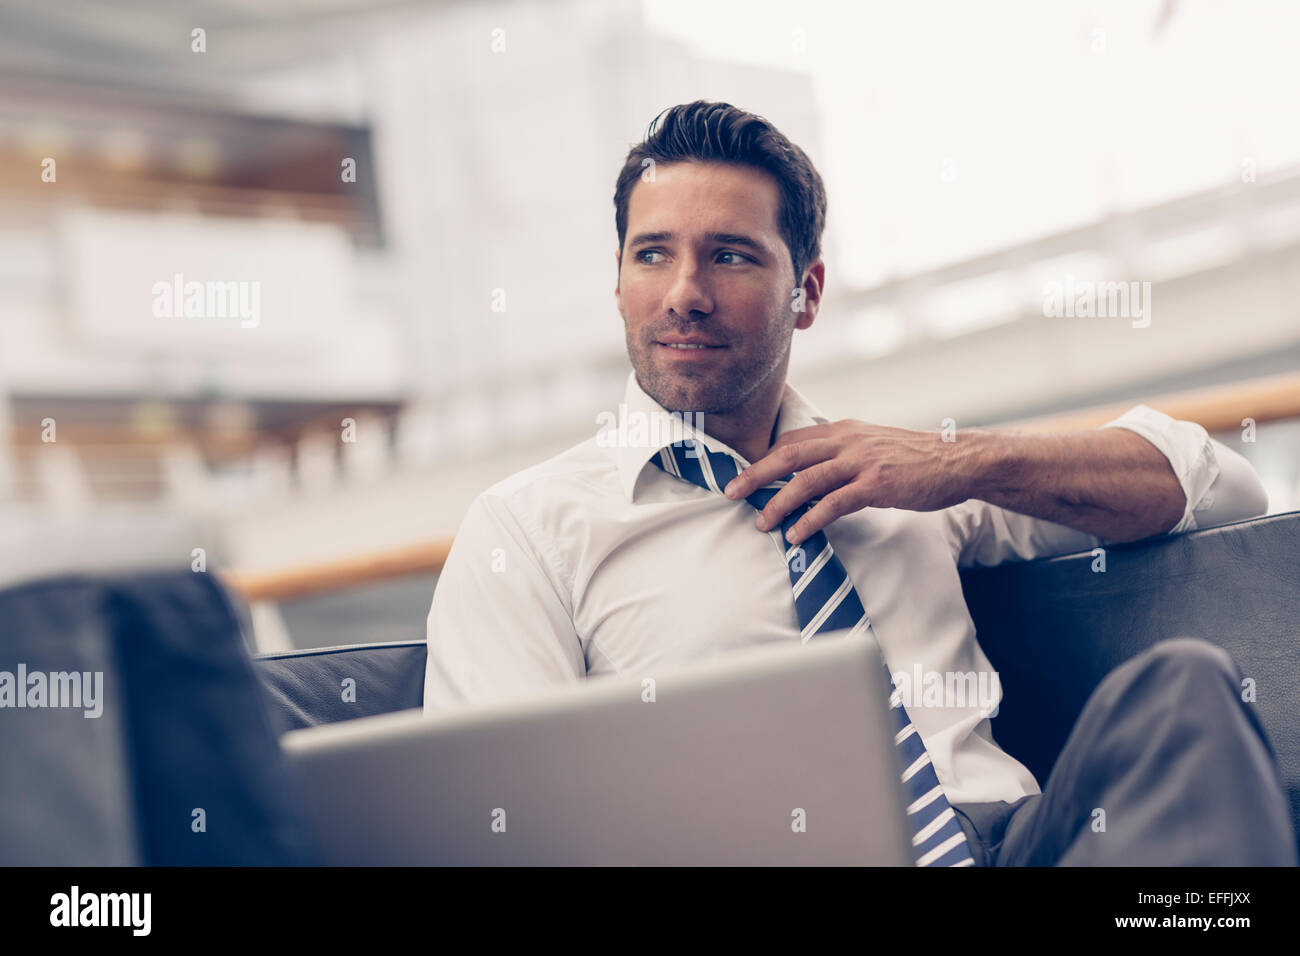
[696,380,785,465]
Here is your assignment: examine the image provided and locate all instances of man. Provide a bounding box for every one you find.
[425,100,1295,865]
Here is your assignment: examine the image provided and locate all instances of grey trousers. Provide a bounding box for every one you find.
[951,637,1298,866]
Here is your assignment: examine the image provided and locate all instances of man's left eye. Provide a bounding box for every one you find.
[718,251,750,264]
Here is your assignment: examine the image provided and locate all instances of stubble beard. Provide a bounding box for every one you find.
[628,316,791,416]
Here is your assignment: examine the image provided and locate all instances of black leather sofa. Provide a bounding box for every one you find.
[5,512,1295,864]
[255,510,1300,857]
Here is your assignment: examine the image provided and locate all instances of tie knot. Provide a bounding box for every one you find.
[650,439,739,495]
[650,439,788,511]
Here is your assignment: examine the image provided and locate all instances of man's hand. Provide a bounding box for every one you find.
[723,419,1189,547]
[723,421,978,547]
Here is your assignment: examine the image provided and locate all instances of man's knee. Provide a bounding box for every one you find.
[1088,637,1244,719]
[1126,636,1239,687]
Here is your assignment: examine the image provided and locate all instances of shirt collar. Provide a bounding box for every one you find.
[607,369,831,503]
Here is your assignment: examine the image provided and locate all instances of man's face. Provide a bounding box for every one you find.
[615,161,818,415]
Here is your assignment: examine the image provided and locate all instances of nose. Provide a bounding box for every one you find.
[662,259,714,320]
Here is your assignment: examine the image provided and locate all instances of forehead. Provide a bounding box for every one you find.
[625,161,782,237]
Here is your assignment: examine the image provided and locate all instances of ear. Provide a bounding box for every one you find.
[614,247,624,312]
[793,258,825,331]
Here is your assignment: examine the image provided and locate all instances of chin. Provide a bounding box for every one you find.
[655,380,734,416]
[635,352,741,414]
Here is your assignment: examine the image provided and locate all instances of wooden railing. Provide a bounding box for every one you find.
[1003,370,1300,434]
[221,539,452,603]
[220,371,1300,602]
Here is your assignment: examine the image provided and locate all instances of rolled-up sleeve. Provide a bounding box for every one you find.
[423,492,585,715]
[1099,403,1268,533]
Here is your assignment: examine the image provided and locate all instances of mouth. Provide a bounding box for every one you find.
[655,335,728,350]
[655,341,728,361]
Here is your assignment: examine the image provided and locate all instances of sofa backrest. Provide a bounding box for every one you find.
[961,510,1300,848]
[251,510,1300,847]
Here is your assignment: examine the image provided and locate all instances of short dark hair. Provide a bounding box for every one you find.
[614,100,828,284]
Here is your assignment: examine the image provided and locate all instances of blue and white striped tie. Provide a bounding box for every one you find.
[652,438,975,867]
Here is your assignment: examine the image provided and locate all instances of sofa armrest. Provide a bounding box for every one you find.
[253,640,428,735]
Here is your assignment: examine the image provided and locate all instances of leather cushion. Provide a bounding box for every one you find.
[254,640,427,736]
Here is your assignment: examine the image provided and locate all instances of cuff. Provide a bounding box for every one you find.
[1099,404,1220,533]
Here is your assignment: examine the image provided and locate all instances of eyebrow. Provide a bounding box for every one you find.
[626,231,770,254]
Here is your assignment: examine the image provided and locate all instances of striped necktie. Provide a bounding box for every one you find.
[651,437,975,867]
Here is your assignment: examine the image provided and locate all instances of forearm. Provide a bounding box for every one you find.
[957,427,1187,543]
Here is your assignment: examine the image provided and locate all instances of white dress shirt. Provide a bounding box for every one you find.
[424,371,1268,805]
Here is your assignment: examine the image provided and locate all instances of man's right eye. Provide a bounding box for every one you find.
[636,250,665,264]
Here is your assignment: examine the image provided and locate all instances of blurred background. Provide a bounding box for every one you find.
[1,0,1298,651]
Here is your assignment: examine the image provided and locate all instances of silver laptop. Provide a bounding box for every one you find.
[280,629,915,865]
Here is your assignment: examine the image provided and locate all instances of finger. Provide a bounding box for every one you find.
[754,459,853,532]
[783,486,862,547]
[724,438,836,500]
